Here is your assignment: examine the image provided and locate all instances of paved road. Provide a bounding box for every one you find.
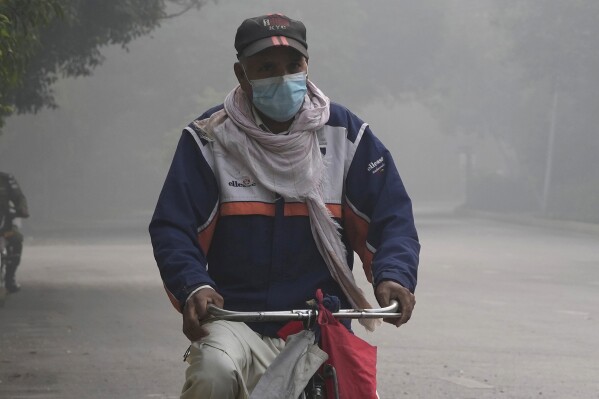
[1,215,598,398]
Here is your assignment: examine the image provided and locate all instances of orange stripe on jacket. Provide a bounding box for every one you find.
[219,202,343,218]
[197,211,219,255]
[221,202,275,217]
[284,203,342,218]
[343,203,374,283]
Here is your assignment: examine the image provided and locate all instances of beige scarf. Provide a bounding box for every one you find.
[197,81,379,331]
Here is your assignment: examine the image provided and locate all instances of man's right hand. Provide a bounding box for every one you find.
[182,288,224,341]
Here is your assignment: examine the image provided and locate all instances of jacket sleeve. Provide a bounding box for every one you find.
[149,130,219,311]
[344,125,420,293]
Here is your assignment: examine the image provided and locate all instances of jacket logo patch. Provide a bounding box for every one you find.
[228,176,256,187]
[367,157,385,174]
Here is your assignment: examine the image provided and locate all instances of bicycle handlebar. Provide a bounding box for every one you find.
[200,300,401,325]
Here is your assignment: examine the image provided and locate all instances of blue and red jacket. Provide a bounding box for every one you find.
[149,102,420,336]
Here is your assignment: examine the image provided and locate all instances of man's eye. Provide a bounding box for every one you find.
[258,64,273,72]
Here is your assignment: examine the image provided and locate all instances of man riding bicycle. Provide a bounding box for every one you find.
[149,13,420,399]
[0,172,30,293]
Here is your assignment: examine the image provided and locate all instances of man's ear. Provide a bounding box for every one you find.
[233,62,245,84]
[234,62,252,98]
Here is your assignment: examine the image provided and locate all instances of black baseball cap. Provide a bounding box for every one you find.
[235,14,308,59]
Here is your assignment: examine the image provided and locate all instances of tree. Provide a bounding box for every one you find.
[0,0,208,132]
[417,0,599,220]
[495,0,599,220]
[0,0,63,129]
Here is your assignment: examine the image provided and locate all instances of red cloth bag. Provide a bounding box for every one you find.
[316,289,378,399]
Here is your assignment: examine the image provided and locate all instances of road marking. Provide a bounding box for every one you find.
[556,310,590,317]
[440,376,494,389]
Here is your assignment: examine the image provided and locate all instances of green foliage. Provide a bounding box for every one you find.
[0,0,63,128]
[0,0,208,132]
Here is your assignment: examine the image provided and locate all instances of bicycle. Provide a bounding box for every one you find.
[197,299,401,399]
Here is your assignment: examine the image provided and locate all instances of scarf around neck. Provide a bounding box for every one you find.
[197,81,379,331]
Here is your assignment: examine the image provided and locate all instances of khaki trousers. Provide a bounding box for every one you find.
[181,321,286,399]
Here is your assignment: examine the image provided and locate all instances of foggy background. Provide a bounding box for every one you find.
[1,0,598,236]
[2,2,599,398]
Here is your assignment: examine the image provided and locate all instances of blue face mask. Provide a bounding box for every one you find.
[247,71,308,122]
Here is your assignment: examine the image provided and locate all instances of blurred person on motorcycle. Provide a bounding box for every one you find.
[0,172,30,293]
[149,13,420,399]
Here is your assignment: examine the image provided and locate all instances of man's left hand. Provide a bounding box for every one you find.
[375,280,415,328]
